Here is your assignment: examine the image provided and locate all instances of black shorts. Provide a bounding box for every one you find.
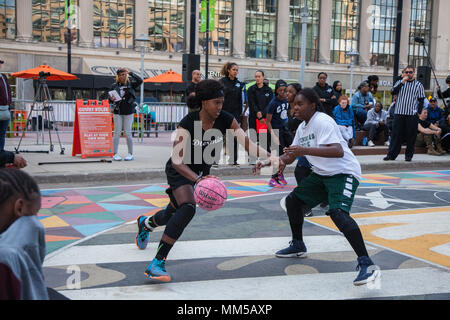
[165,160,210,208]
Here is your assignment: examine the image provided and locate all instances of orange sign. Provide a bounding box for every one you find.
[72,100,113,159]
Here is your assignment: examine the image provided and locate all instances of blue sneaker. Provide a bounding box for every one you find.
[144,258,172,282]
[353,256,380,286]
[275,239,307,258]
[135,215,152,250]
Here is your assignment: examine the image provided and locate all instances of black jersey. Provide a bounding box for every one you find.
[166,110,235,175]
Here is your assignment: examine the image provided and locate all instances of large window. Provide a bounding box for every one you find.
[199,0,232,56]
[331,0,360,64]
[370,0,397,68]
[32,0,72,43]
[93,0,134,49]
[288,0,320,62]
[246,0,277,59]
[148,0,185,53]
[408,0,433,68]
[0,0,15,40]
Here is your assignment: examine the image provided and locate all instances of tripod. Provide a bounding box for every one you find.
[415,37,449,112]
[15,76,65,154]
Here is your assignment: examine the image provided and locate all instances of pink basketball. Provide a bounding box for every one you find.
[194,177,227,211]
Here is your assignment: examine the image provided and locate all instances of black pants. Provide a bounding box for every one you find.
[362,123,389,142]
[386,114,418,160]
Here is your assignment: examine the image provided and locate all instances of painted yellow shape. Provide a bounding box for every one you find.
[232,181,267,187]
[40,215,70,228]
[144,198,169,208]
[308,210,450,268]
[363,174,401,180]
[360,179,395,185]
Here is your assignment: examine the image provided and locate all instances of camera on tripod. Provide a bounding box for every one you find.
[39,71,51,78]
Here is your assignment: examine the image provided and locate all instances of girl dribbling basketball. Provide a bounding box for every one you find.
[135,79,273,282]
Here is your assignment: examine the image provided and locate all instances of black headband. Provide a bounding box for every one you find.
[201,89,224,101]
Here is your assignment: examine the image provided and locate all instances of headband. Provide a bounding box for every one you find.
[201,89,224,101]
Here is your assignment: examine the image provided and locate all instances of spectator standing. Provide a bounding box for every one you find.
[0,60,12,152]
[333,95,355,148]
[363,102,389,147]
[436,75,450,100]
[351,81,375,129]
[416,108,445,155]
[384,65,426,162]
[332,80,343,101]
[247,70,273,139]
[313,72,337,118]
[220,62,245,166]
[185,70,202,113]
[109,68,143,162]
[386,95,397,142]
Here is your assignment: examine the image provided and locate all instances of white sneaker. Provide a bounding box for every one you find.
[384,141,390,146]
[368,140,375,147]
[113,154,122,161]
[124,154,134,161]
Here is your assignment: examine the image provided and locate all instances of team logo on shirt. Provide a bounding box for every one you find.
[297,133,316,147]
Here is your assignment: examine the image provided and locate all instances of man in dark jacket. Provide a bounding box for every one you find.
[0,60,12,152]
[313,72,337,118]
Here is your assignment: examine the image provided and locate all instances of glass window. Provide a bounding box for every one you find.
[408,0,433,68]
[93,0,134,49]
[331,0,360,64]
[246,0,277,59]
[148,0,185,53]
[32,0,75,43]
[199,0,232,56]
[0,0,15,40]
[370,0,397,67]
[288,0,320,62]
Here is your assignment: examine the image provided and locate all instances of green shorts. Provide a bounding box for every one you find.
[293,172,359,214]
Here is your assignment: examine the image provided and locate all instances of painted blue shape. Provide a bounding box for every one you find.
[132,185,167,193]
[40,189,67,196]
[73,222,122,237]
[97,203,153,211]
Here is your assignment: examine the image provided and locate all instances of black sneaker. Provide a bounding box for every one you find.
[303,208,313,217]
[275,239,307,258]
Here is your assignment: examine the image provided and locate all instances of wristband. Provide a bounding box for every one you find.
[194,172,203,185]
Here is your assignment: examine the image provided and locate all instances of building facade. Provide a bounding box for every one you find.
[0,0,449,104]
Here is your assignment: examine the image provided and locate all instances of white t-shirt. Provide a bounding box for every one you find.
[291,111,362,181]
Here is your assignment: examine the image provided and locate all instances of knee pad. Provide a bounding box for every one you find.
[328,208,358,234]
[153,204,177,226]
[285,192,308,216]
[164,203,196,240]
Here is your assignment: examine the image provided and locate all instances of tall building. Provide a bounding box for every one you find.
[0,0,449,105]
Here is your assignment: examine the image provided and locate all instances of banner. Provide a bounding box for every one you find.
[72,100,113,159]
[200,0,215,32]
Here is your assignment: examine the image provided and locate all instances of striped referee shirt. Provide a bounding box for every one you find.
[391,79,425,116]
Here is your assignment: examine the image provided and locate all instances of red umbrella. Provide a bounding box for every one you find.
[144,70,183,125]
[11,64,78,81]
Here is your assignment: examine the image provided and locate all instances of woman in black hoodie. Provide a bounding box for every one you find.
[219,62,245,166]
[313,72,337,118]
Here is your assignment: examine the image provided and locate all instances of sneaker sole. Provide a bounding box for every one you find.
[275,252,307,258]
[135,216,149,250]
[144,272,171,282]
[353,269,381,286]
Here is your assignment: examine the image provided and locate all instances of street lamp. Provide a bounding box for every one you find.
[299,6,310,85]
[345,49,360,99]
[135,34,150,143]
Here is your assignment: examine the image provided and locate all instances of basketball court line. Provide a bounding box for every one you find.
[58,267,450,300]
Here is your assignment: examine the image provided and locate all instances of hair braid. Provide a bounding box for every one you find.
[0,169,40,204]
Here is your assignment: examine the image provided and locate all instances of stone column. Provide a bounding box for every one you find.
[318,0,332,64]
[78,0,94,47]
[276,0,289,61]
[135,0,149,40]
[15,0,33,42]
[359,0,372,67]
[232,0,246,58]
[430,0,450,74]
[399,0,411,69]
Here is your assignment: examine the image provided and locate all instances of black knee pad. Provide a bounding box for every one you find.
[328,208,358,234]
[285,192,309,216]
[164,203,196,240]
[153,204,177,226]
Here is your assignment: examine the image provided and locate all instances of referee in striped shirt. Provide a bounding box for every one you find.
[384,65,426,162]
